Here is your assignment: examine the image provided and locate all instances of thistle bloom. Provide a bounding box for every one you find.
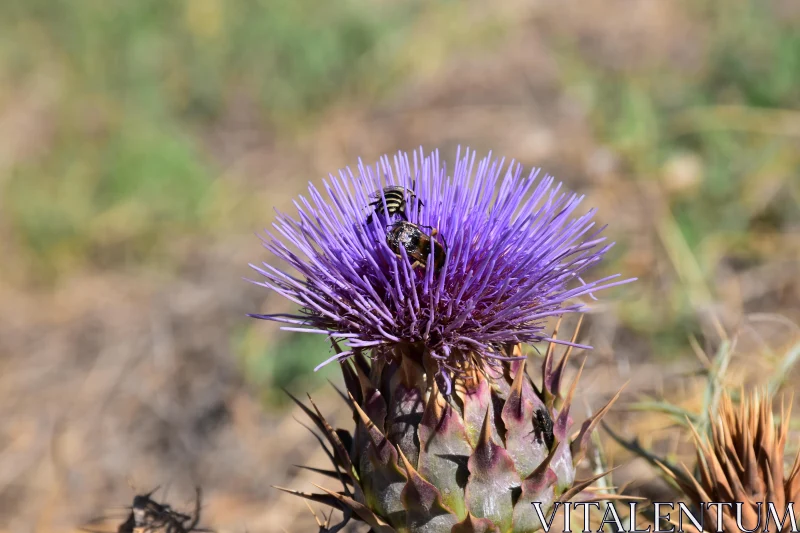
[250,148,630,389]
[254,148,632,532]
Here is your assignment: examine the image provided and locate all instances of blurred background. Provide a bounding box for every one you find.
[0,0,798,531]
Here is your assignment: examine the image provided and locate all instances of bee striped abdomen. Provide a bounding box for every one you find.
[366,186,420,223]
[380,189,405,211]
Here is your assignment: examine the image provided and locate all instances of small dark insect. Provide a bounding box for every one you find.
[533,407,555,450]
[365,185,423,224]
[386,221,447,273]
[116,488,207,533]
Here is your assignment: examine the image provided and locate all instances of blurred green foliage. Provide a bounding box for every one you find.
[1,0,415,281]
[558,0,800,358]
[234,325,339,407]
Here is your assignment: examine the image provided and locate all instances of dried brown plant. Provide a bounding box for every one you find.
[662,391,800,532]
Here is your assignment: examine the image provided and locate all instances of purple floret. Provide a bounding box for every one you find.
[249,147,633,386]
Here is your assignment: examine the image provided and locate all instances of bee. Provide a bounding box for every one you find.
[533,408,555,450]
[386,221,446,273]
[365,185,423,224]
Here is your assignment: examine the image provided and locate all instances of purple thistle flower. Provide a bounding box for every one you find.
[249,147,634,390]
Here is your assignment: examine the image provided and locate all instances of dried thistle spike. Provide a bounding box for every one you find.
[659,389,800,532]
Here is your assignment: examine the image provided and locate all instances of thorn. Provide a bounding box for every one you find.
[352,358,374,397]
[272,485,300,494]
[563,357,587,413]
[348,392,384,448]
[293,465,352,484]
[284,389,325,430]
[554,357,587,442]
[581,493,648,502]
[553,315,584,394]
[330,338,344,354]
[396,446,416,476]
[571,383,627,464]
[340,358,364,407]
[563,315,584,362]
[543,318,562,374]
[301,395,356,481]
[304,500,323,527]
[348,392,371,426]
[551,317,563,346]
[526,435,561,482]
[558,466,621,503]
[272,485,343,510]
[327,379,351,406]
[310,482,338,496]
[428,376,445,420]
[511,357,526,398]
[292,416,336,467]
[478,403,493,449]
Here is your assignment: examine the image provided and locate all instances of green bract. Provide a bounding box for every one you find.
[280,332,619,533]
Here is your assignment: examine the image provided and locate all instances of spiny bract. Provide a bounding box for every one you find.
[661,390,800,533]
[280,326,620,533]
